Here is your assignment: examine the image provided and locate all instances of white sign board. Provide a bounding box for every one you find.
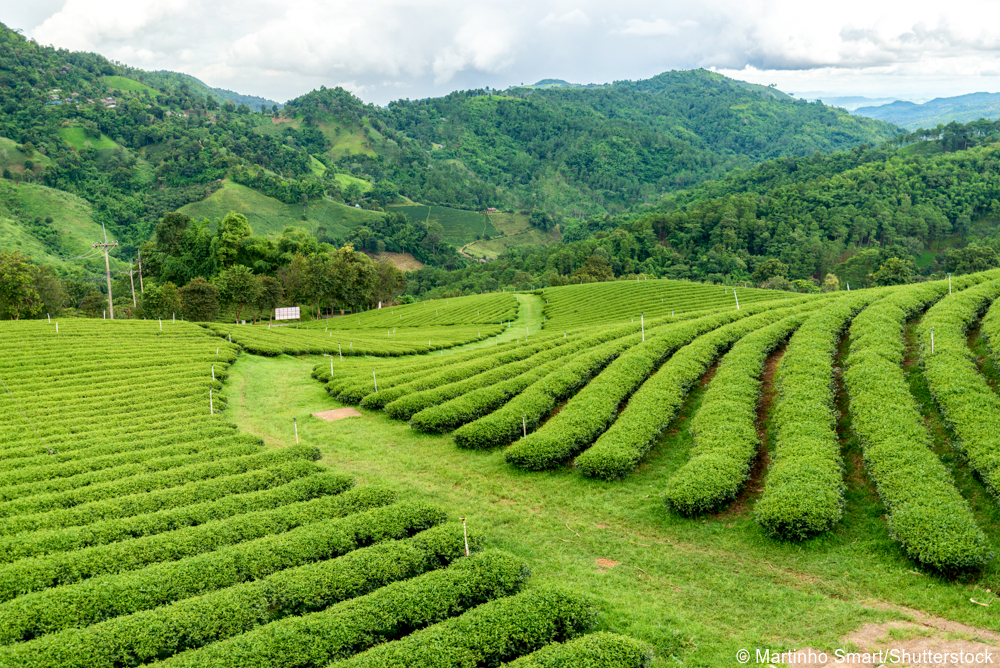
[274,306,301,321]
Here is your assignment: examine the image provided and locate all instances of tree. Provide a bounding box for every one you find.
[141,281,182,319]
[572,253,614,282]
[423,222,444,259]
[871,257,914,286]
[277,253,312,305]
[945,246,1000,275]
[213,212,252,269]
[821,273,840,292]
[154,212,191,257]
[752,258,788,284]
[215,265,260,323]
[179,277,220,322]
[0,251,41,320]
[373,260,406,305]
[254,276,284,322]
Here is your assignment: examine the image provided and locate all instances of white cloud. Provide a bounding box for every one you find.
[15,0,1000,105]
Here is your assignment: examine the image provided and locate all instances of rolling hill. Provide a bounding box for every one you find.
[854,92,1000,130]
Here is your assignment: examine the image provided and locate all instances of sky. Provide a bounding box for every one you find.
[6,0,1000,106]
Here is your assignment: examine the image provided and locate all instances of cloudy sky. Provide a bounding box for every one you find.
[6,0,1000,106]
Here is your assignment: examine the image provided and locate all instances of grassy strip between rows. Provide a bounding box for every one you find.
[155,549,530,668]
[330,588,594,668]
[663,313,807,513]
[578,302,820,480]
[505,301,804,471]
[919,276,1000,496]
[0,501,445,643]
[846,279,991,570]
[753,292,879,539]
[0,523,475,667]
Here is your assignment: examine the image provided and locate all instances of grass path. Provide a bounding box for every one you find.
[220,349,1000,666]
[445,293,544,354]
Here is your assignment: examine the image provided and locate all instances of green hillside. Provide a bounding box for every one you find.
[0,180,109,268]
[179,180,384,238]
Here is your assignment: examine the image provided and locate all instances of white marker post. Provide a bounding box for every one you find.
[55,322,58,333]
[294,418,299,444]
[459,516,470,557]
[209,389,214,415]
[339,343,342,361]
[331,357,334,375]
[212,365,215,381]
[173,312,175,323]
[734,290,740,310]
[641,312,645,341]
[522,414,527,438]
[159,318,162,331]
[47,313,50,323]
[373,368,378,392]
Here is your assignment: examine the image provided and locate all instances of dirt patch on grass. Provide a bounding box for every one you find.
[364,251,424,272]
[787,604,1000,666]
[311,408,362,421]
[596,558,620,571]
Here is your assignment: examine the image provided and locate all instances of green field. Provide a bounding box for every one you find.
[57,126,119,151]
[8,277,1000,665]
[0,137,53,175]
[464,226,562,259]
[390,204,498,246]
[333,172,372,192]
[100,75,159,94]
[179,180,384,238]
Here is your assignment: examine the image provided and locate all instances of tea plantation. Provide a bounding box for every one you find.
[7,275,1000,665]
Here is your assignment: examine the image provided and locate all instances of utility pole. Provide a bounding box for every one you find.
[136,251,144,293]
[93,238,118,319]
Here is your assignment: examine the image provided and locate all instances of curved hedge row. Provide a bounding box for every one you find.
[452,333,644,450]
[0,446,315,519]
[0,501,445,639]
[383,334,592,421]
[577,305,816,480]
[157,549,530,668]
[0,523,475,667]
[662,313,807,513]
[0,486,395,607]
[0,471,353,564]
[408,322,645,433]
[754,293,877,539]
[357,336,574,410]
[0,440,262,502]
[330,587,594,668]
[505,303,795,471]
[502,632,653,667]
[0,457,322,535]
[919,277,1000,495]
[846,281,991,570]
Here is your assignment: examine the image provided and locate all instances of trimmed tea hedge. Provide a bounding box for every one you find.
[846,280,991,570]
[502,632,653,667]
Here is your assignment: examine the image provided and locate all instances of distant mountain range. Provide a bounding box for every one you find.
[853,92,1000,130]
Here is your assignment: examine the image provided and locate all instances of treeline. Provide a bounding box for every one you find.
[0,210,407,321]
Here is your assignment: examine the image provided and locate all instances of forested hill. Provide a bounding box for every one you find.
[300,70,901,214]
[0,20,899,268]
[404,124,1000,298]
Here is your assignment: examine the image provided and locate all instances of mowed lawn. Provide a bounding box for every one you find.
[222,350,1000,666]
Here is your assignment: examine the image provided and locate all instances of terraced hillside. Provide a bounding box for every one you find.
[0,320,648,668]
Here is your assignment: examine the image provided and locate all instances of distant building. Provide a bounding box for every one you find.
[486,207,498,213]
